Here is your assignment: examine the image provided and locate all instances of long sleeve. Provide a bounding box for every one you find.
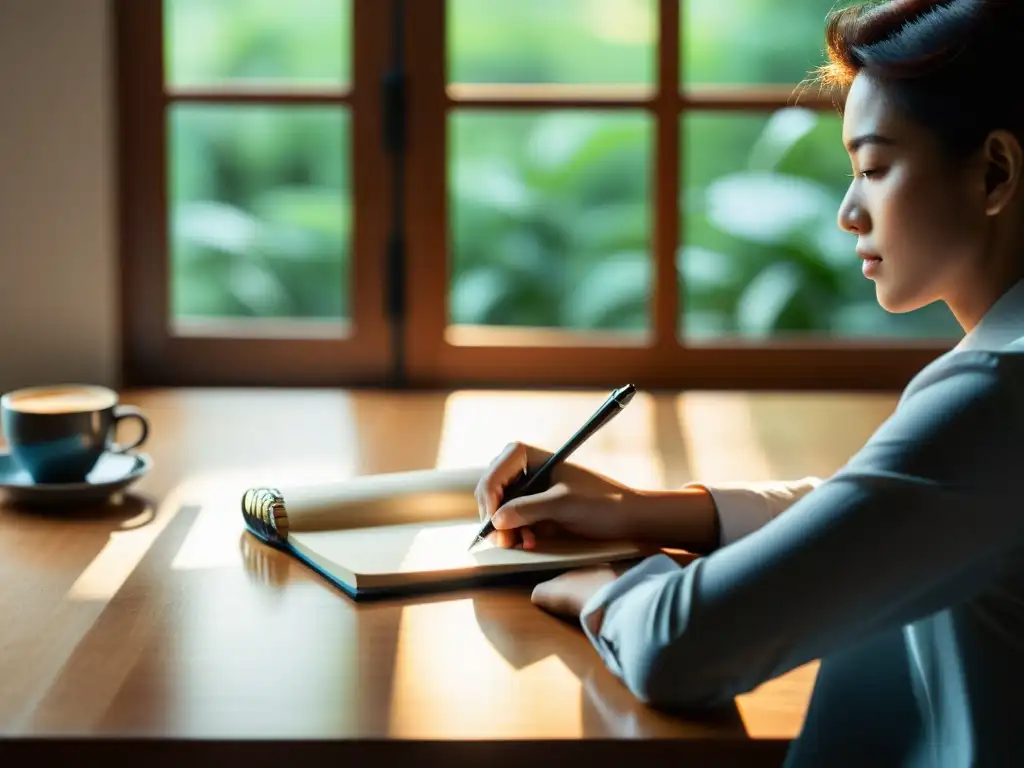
[580,350,1024,710]
[684,476,824,547]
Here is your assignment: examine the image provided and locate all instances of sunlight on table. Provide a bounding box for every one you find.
[170,461,358,571]
[433,390,668,489]
[65,489,183,602]
[64,458,366,599]
[387,597,583,738]
[734,662,820,740]
[675,393,774,483]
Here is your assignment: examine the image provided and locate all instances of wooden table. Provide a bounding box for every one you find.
[0,387,899,766]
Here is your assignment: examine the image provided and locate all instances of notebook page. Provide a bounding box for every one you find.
[288,520,641,588]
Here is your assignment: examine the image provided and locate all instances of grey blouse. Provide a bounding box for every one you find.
[581,280,1024,766]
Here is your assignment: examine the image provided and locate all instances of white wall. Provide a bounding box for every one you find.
[0,0,118,394]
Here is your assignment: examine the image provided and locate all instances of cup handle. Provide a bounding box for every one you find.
[110,404,150,454]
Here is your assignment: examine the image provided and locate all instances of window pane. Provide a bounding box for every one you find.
[683,0,837,86]
[449,111,652,333]
[448,0,656,85]
[678,110,961,341]
[169,106,350,323]
[164,0,351,87]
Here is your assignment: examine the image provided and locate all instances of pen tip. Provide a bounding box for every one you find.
[467,536,483,552]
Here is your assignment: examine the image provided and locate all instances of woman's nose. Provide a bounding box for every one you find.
[838,192,869,235]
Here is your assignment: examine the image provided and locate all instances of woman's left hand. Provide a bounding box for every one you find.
[530,564,627,621]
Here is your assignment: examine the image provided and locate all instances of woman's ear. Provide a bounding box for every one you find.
[982,129,1022,216]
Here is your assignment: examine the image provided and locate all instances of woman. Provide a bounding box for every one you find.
[475,1,1024,765]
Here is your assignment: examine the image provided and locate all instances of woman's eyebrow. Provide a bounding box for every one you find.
[845,133,896,153]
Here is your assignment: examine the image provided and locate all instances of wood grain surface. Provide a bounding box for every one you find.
[0,387,899,765]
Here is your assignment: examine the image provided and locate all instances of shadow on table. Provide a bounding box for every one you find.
[469,589,749,740]
[234,528,791,767]
[0,492,159,596]
[0,490,157,526]
[10,501,202,734]
[234,528,749,736]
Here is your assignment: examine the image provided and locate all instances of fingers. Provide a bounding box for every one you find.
[528,520,563,545]
[474,441,562,552]
[530,566,619,620]
[517,522,560,550]
[483,522,531,550]
[474,441,553,522]
[474,441,525,522]
[491,481,572,530]
[489,527,522,549]
[495,521,561,551]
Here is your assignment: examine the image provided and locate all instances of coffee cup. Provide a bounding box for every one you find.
[0,384,149,484]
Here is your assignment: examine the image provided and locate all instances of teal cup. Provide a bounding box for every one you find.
[0,384,149,484]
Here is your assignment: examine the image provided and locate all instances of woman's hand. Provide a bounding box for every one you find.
[474,441,639,550]
[531,553,698,622]
[530,565,624,620]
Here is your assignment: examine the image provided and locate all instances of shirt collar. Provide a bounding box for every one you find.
[954,278,1024,352]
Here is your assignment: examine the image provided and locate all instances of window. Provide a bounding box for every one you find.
[117,0,394,386]
[116,0,958,390]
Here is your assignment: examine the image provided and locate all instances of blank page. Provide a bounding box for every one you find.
[288,521,641,590]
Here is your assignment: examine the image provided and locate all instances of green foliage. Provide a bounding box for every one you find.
[165,0,961,341]
[449,112,651,329]
[165,0,351,85]
[169,104,350,319]
[449,0,654,84]
[683,0,842,85]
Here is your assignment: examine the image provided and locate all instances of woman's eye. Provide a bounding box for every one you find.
[848,168,881,180]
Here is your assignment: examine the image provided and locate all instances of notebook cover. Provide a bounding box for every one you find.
[242,521,581,601]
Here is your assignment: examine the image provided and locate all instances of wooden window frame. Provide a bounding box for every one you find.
[116,0,950,391]
[115,0,396,387]
[401,0,949,392]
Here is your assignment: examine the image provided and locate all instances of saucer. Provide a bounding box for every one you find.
[0,450,152,507]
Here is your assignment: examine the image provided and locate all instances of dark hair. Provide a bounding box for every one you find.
[810,0,1024,158]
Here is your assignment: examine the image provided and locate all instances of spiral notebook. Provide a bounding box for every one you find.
[240,465,643,599]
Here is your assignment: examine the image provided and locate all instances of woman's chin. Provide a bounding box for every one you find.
[875,282,927,314]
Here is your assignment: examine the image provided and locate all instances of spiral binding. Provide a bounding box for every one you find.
[241,487,289,542]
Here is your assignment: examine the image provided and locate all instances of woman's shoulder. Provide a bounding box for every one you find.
[843,346,1024,492]
[900,344,1024,408]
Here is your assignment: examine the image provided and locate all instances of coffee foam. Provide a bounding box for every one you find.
[3,386,117,414]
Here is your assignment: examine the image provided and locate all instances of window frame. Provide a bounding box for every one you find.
[116,0,951,392]
[400,0,949,392]
[115,0,397,387]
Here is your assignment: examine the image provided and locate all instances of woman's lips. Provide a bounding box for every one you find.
[859,252,882,277]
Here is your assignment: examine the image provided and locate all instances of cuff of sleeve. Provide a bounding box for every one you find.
[579,553,682,677]
[683,477,823,548]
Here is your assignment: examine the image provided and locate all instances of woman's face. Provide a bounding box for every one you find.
[837,73,988,316]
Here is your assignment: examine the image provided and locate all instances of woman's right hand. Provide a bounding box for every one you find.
[474,441,640,550]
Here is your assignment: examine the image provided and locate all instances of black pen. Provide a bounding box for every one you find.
[467,383,637,551]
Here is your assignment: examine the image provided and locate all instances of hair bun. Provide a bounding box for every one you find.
[818,0,1004,87]
[811,0,1024,158]
[868,0,996,44]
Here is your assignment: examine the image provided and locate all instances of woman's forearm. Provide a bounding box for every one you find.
[624,486,720,554]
